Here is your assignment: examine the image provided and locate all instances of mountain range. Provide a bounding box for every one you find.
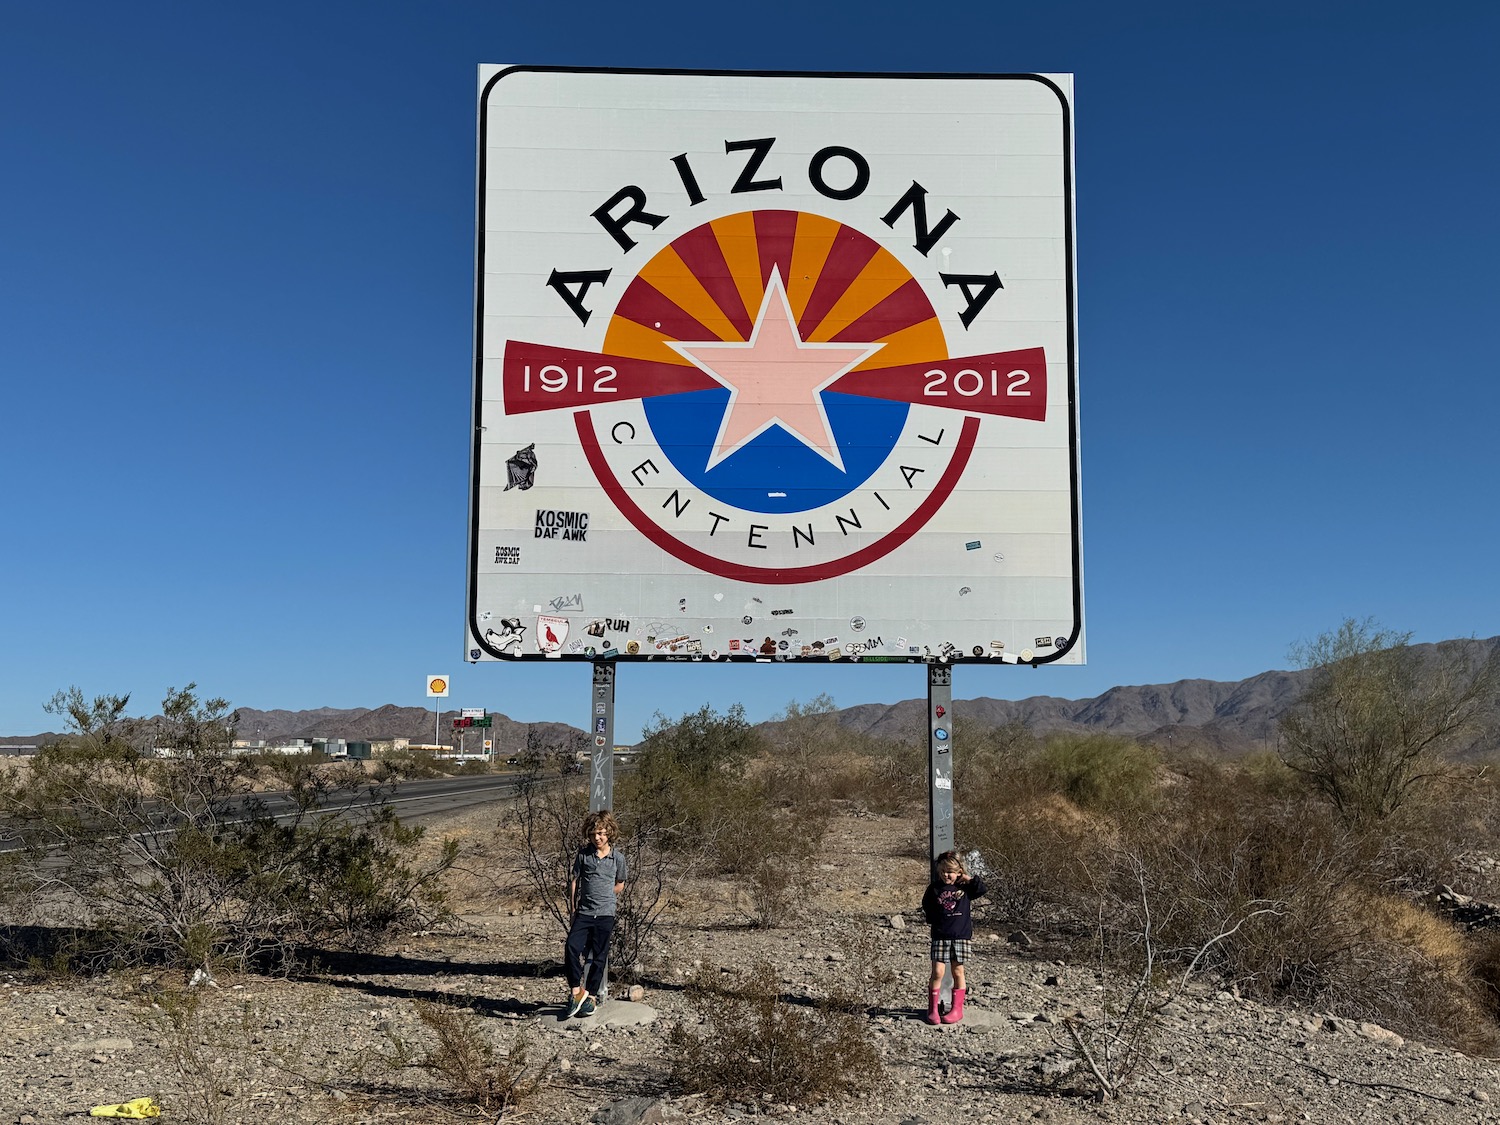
[5,636,1496,754]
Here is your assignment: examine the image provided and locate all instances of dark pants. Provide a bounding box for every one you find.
[565,912,616,996]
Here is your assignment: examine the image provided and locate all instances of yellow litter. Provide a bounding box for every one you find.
[89,1096,161,1118]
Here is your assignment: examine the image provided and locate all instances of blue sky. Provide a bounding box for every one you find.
[3,2,1497,740]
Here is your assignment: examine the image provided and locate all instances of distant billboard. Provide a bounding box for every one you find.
[468,67,1082,666]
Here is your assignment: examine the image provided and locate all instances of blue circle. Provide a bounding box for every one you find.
[642,390,909,515]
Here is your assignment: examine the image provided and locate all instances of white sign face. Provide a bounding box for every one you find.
[426,675,451,698]
[468,67,1082,667]
[461,707,486,718]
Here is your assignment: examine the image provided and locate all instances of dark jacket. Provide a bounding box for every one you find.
[921,875,987,940]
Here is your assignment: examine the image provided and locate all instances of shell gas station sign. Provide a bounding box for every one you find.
[467,68,1081,668]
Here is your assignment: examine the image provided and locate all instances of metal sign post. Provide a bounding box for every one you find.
[426,675,450,749]
[928,664,955,861]
[589,662,615,812]
[928,663,955,1008]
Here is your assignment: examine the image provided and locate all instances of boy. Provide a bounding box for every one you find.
[565,809,627,1017]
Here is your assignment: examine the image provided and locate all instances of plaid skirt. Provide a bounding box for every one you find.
[930,938,972,964]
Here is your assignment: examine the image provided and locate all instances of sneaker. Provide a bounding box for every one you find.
[565,993,585,1018]
[575,995,597,1018]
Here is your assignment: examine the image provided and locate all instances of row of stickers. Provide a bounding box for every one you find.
[473,611,1068,664]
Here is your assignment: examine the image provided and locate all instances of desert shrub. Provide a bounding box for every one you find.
[759,694,843,808]
[383,999,550,1117]
[963,791,1109,921]
[667,961,881,1104]
[1280,620,1497,827]
[804,752,879,803]
[372,747,445,781]
[740,856,800,928]
[671,792,827,927]
[943,683,1500,1052]
[1034,733,1160,814]
[859,737,926,816]
[955,732,1156,921]
[625,703,763,846]
[760,696,929,813]
[0,685,456,971]
[236,804,456,952]
[826,917,902,1013]
[1085,760,1500,1051]
[711,798,827,874]
[447,759,494,777]
[1238,749,1304,797]
[955,718,1041,780]
[1468,931,1500,1019]
[138,986,245,1125]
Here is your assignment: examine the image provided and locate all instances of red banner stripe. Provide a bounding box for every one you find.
[501,340,1046,421]
[825,347,1047,421]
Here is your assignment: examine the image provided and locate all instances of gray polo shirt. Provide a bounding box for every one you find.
[572,846,628,917]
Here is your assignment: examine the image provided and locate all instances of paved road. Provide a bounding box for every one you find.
[352,772,527,822]
[0,772,534,853]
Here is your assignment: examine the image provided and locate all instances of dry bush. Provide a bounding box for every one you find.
[826,916,903,1013]
[719,806,827,927]
[1237,749,1304,797]
[667,960,881,1104]
[131,983,333,1125]
[1467,931,1500,1020]
[0,687,457,973]
[136,987,242,1125]
[858,739,926,816]
[961,788,1111,921]
[705,791,827,875]
[1337,892,1496,1049]
[762,748,872,808]
[387,999,551,1118]
[1280,621,1497,828]
[1034,733,1161,815]
[760,694,925,813]
[739,856,802,928]
[954,730,1156,922]
[951,726,1500,1052]
[1103,761,1500,1051]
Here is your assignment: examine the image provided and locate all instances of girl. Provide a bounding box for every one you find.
[921,849,987,1025]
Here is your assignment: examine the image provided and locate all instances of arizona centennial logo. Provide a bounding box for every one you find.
[469,67,1082,665]
[499,157,1048,582]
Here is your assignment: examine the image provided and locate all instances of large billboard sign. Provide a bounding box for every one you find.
[468,67,1082,666]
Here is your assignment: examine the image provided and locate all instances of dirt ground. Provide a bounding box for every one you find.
[5,805,1500,1125]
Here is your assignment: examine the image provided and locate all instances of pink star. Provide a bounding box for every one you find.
[669,270,882,472]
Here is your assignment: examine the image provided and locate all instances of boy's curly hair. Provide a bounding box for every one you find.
[582,808,621,842]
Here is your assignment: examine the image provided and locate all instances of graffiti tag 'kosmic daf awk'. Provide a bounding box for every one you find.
[468,68,1082,666]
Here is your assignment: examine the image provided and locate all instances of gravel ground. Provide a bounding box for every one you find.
[5,809,1500,1125]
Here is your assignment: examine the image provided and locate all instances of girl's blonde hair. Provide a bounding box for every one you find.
[583,809,621,842]
[935,849,967,876]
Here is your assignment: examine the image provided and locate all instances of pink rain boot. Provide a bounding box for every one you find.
[925,990,942,1025]
[942,987,966,1024]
